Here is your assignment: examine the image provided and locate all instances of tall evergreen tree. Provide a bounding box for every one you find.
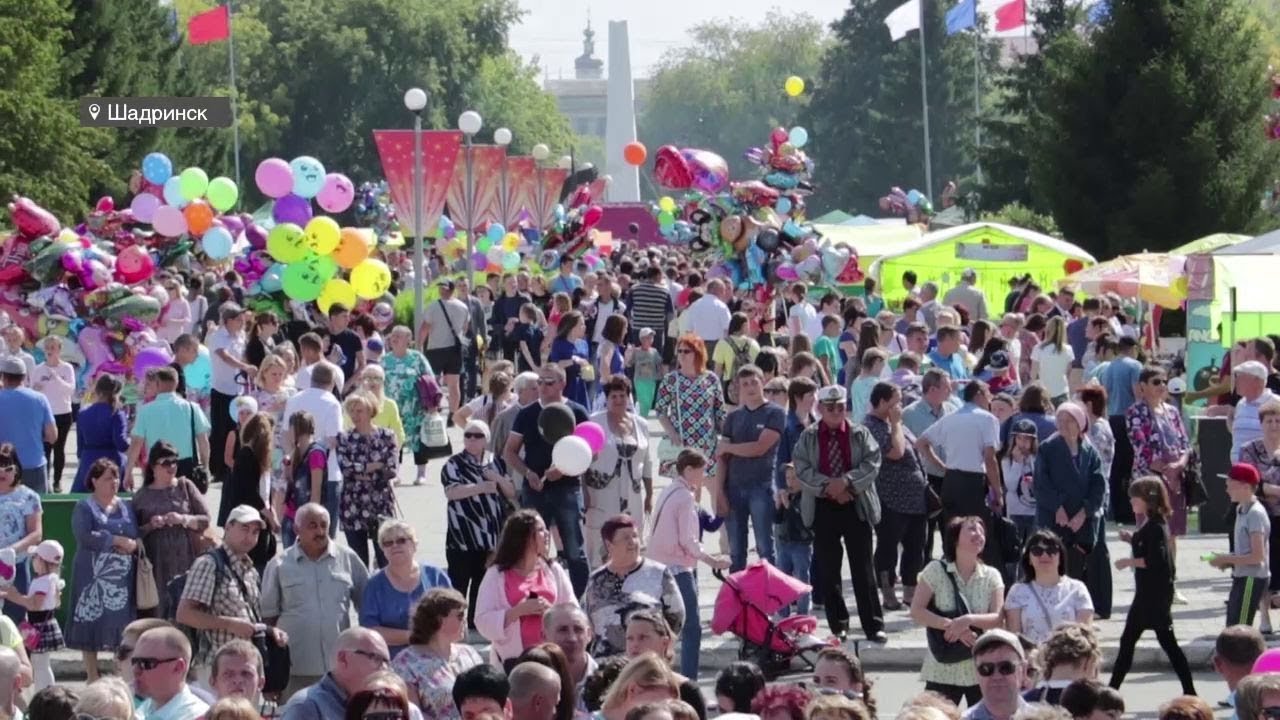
[1029,0,1278,256]
[804,0,998,215]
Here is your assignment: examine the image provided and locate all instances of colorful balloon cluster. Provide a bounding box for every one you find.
[353,181,400,243]
[537,184,606,271]
[878,186,934,224]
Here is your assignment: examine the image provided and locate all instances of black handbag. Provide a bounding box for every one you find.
[187,404,210,493]
[925,561,976,664]
[1182,448,1208,507]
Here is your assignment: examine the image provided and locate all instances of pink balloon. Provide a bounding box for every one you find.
[129,193,161,223]
[116,245,154,283]
[776,264,799,281]
[1254,648,1280,674]
[152,204,188,237]
[255,158,294,199]
[316,173,354,213]
[573,421,606,455]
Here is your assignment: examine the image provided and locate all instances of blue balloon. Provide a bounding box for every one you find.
[906,189,923,205]
[289,156,327,199]
[438,216,454,234]
[788,126,809,148]
[554,204,566,222]
[184,349,213,392]
[775,197,793,215]
[260,263,285,293]
[202,226,234,260]
[162,176,189,209]
[486,223,506,242]
[142,152,173,185]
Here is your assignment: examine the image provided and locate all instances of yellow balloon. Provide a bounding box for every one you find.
[305,217,341,255]
[658,196,676,213]
[502,233,520,252]
[784,75,805,97]
[317,278,357,315]
[351,259,392,299]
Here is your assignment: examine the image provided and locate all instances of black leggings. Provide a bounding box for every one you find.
[447,549,490,629]
[1108,606,1196,695]
[345,527,388,570]
[45,412,72,488]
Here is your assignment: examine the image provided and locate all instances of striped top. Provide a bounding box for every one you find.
[628,281,674,331]
[441,450,507,552]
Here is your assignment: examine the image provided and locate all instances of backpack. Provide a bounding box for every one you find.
[165,548,229,659]
[727,338,754,404]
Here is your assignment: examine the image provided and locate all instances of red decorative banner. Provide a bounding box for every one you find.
[447,145,506,232]
[587,177,609,203]
[534,167,571,228]
[503,157,537,228]
[372,130,463,237]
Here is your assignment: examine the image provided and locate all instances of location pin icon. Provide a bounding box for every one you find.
[88,104,100,120]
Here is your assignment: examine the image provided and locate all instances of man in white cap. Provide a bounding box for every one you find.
[1231,360,1277,462]
[943,268,989,322]
[177,505,288,681]
[0,356,56,492]
[963,629,1030,718]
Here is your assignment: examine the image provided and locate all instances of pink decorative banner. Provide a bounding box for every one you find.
[372,130,463,237]
[503,157,537,228]
[535,167,571,229]
[447,145,506,232]
[587,177,608,203]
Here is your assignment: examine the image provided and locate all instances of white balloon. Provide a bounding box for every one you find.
[552,436,593,476]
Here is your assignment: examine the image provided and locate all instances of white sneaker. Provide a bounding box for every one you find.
[1173,590,1190,605]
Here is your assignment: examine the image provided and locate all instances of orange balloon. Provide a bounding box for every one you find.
[333,227,373,269]
[183,201,215,237]
[623,142,647,166]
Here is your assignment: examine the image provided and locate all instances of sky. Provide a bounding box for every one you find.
[508,0,850,80]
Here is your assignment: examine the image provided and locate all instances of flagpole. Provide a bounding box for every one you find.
[974,28,982,183]
[227,0,242,204]
[919,0,934,198]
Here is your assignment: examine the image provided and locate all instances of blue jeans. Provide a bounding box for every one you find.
[674,570,700,678]
[523,482,588,595]
[775,540,812,616]
[725,480,776,571]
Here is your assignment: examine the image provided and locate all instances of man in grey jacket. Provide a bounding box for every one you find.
[794,384,886,643]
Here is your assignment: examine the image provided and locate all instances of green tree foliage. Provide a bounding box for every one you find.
[638,11,829,181]
[804,0,999,216]
[982,202,1060,237]
[469,51,576,155]
[1029,0,1279,257]
[0,0,111,218]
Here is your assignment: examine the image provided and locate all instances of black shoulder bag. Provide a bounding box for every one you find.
[925,561,977,664]
[224,553,292,695]
[187,404,211,493]
[439,299,466,363]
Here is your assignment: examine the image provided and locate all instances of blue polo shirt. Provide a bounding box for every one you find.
[1102,356,1142,416]
[927,351,970,381]
[0,388,53,469]
[131,392,211,460]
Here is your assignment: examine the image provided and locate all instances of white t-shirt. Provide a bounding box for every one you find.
[920,406,1000,474]
[684,295,731,342]
[28,573,61,611]
[1005,577,1094,644]
[1003,335,1023,383]
[789,302,818,339]
[1031,343,1075,398]
[31,362,75,415]
[207,327,247,396]
[1001,454,1036,517]
[295,361,345,395]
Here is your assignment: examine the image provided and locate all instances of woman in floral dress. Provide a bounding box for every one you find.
[382,326,434,485]
[338,392,400,570]
[654,335,725,479]
[390,587,483,720]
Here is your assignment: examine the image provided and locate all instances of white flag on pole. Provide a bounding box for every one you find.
[885,0,922,41]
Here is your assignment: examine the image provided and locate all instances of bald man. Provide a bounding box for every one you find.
[507,662,561,720]
[133,626,208,720]
[543,604,595,702]
[281,628,393,720]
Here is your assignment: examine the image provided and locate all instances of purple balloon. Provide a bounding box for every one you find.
[471,251,488,270]
[218,214,245,237]
[681,148,730,193]
[244,224,267,249]
[129,193,161,224]
[272,194,313,226]
[133,346,174,382]
[256,158,294,199]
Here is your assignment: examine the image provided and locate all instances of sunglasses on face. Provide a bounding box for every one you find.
[977,661,1020,677]
[820,402,844,410]
[463,432,487,440]
[1029,544,1060,557]
[156,458,179,468]
[131,656,180,672]
[380,536,412,549]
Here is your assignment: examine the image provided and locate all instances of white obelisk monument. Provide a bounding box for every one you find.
[605,19,640,202]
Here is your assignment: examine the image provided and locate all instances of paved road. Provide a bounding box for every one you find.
[43,422,1254,683]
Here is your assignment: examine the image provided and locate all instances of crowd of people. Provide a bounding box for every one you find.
[0,251,1279,720]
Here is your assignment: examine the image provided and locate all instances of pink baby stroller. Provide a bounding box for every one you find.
[711,560,836,678]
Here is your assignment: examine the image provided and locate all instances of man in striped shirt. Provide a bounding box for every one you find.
[628,265,675,361]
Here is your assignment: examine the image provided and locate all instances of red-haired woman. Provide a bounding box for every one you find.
[653,335,724,480]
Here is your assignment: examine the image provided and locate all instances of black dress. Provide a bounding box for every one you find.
[223,444,276,574]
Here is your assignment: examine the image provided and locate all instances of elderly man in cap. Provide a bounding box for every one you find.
[0,356,56,491]
[794,384,885,643]
[177,505,287,680]
[1232,360,1277,462]
[943,268,989,322]
[964,629,1031,720]
[207,302,254,482]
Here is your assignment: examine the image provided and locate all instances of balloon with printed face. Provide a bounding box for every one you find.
[315,173,354,213]
[116,245,154,283]
[317,278,357,314]
[333,227,373,269]
[304,217,341,255]
[267,223,308,264]
[350,259,392,299]
[282,260,326,302]
[289,156,327,199]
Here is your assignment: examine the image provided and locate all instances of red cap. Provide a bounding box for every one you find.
[1224,463,1262,486]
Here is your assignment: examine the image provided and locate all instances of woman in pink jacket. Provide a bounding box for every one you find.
[646,449,730,679]
[475,509,577,667]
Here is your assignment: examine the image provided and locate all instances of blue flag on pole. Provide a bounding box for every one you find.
[946,0,977,34]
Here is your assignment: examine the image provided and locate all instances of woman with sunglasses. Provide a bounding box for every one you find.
[908,516,1006,707]
[1004,530,1094,644]
[66,459,139,681]
[131,441,211,617]
[654,335,724,480]
[359,520,451,660]
[389,588,483,720]
[244,311,280,370]
[0,441,42,621]
[1126,365,1191,597]
[440,419,514,628]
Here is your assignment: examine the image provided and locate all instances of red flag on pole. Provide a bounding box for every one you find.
[994,0,1026,31]
[187,5,230,45]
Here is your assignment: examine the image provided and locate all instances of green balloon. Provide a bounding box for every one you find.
[206,177,238,212]
[282,260,325,301]
[477,236,492,253]
[267,223,308,263]
[178,167,210,202]
[313,254,338,282]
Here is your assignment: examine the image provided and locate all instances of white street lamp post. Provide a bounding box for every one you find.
[403,87,428,342]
